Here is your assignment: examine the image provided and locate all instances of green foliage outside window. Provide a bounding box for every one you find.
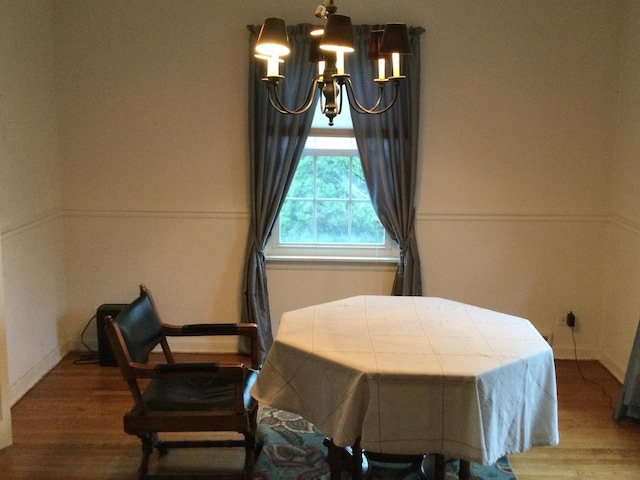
[280,154,385,245]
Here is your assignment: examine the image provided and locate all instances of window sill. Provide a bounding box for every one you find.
[266,255,399,266]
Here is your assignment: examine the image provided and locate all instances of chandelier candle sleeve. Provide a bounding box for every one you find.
[392,53,400,78]
[378,58,386,81]
[267,56,280,77]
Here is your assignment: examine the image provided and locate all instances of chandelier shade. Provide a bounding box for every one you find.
[379,23,412,55]
[255,18,290,57]
[367,29,389,82]
[319,14,355,53]
[367,30,386,59]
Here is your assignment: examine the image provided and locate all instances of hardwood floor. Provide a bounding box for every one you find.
[0,353,639,479]
[510,360,640,479]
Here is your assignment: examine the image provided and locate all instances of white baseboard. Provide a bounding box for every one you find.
[599,351,627,383]
[9,344,67,406]
[552,345,600,361]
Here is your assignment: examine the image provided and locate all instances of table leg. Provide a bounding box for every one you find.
[324,438,344,480]
[459,459,471,480]
[351,437,364,480]
[434,454,445,480]
[323,437,365,480]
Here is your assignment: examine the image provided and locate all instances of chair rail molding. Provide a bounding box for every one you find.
[416,211,608,224]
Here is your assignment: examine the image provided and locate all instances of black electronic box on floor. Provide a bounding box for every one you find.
[96,303,128,367]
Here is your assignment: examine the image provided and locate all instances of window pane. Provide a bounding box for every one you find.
[317,201,348,243]
[280,200,313,243]
[316,156,350,199]
[351,158,369,200]
[351,201,385,244]
[288,156,314,199]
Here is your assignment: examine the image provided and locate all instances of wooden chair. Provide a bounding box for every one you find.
[104,284,260,480]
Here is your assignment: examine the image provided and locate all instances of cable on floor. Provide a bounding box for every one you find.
[73,314,100,365]
[570,326,630,428]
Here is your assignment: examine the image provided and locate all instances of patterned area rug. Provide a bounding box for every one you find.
[254,408,518,480]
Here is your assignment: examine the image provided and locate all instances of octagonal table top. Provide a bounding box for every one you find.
[252,295,559,465]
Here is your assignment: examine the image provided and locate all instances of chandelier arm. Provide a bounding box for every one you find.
[345,77,384,112]
[265,78,321,115]
[319,86,326,113]
[342,77,401,115]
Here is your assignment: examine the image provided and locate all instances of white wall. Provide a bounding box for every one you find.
[54,0,254,352]
[46,0,636,366]
[266,0,620,359]
[600,0,640,381]
[412,0,618,358]
[1,0,637,403]
[0,224,13,448]
[0,0,66,404]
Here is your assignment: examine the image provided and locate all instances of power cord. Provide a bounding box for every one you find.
[73,314,100,365]
[569,320,629,428]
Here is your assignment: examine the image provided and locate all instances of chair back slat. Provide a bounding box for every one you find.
[116,293,163,364]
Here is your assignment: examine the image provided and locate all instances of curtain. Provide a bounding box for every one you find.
[348,25,425,296]
[243,24,317,363]
[614,320,640,422]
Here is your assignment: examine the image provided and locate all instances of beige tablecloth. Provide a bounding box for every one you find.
[251,296,559,465]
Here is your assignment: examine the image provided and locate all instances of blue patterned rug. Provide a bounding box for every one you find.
[254,408,517,480]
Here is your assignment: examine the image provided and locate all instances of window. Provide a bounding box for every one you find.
[266,108,399,262]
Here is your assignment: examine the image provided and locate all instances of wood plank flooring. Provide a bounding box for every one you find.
[0,353,639,479]
[510,360,640,479]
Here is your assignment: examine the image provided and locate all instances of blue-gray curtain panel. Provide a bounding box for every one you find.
[615,320,640,422]
[348,25,425,296]
[243,24,317,363]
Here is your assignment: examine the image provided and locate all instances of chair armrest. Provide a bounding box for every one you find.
[154,362,220,374]
[130,362,245,380]
[183,323,242,336]
[162,322,258,338]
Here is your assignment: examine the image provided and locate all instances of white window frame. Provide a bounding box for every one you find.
[266,114,399,264]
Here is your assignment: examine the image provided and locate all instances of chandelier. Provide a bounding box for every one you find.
[255,0,412,126]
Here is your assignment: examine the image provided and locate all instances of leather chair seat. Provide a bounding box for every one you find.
[142,369,258,412]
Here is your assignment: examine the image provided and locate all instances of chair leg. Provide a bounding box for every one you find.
[243,431,256,480]
[243,407,258,480]
[153,433,169,457]
[137,433,154,480]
